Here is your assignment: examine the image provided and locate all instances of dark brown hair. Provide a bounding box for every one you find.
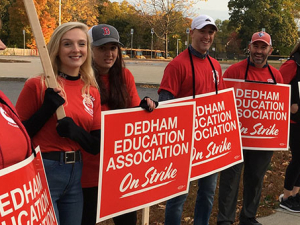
[93,45,130,109]
[290,41,300,57]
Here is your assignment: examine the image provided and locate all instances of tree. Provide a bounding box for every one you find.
[5,0,101,48]
[134,0,205,58]
[214,19,239,59]
[0,0,12,45]
[59,0,99,26]
[8,0,56,48]
[96,1,152,49]
[228,0,298,55]
[289,0,300,19]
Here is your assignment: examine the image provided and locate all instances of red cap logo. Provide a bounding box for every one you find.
[102,27,111,36]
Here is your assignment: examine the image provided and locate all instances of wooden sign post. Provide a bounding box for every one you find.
[142,207,150,225]
[23,0,65,119]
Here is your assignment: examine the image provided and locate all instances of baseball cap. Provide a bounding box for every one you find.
[88,24,123,46]
[191,15,218,31]
[251,31,272,46]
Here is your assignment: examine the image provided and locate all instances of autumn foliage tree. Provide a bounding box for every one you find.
[134,0,204,57]
[8,0,56,48]
[6,0,100,49]
[59,0,99,27]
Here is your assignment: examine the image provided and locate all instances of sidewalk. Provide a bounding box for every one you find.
[0,55,299,225]
[257,208,300,225]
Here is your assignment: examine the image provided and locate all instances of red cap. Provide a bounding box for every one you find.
[251,31,272,46]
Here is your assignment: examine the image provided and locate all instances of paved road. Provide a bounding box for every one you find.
[0,55,231,84]
[0,55,230,103]
[0,80,159,106]
[1,55,299,225]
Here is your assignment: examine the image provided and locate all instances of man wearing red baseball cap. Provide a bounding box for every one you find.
[217,31,283,225]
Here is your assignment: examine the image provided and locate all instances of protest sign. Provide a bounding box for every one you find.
[0,147,57,225]
[161,88,243,180]
[224,78,290,150]
[96,102,195,222]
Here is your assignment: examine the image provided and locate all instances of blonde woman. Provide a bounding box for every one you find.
[16,22,101,225]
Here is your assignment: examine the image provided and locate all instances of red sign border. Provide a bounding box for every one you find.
[97,102,196,222]
[160,88,244,180]
[224,78,290,151]
[0,147,58,224]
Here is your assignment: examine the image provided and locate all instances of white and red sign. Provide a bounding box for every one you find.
[162,88,243,180]
[224,78,290,150]
[97,102,195,222]
[0,147,57,225]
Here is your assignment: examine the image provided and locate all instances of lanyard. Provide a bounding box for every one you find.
[188,48,218,98]
[244,57,277,84]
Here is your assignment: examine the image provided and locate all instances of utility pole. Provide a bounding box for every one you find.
[151,28,154,59]
[130,29,134,58]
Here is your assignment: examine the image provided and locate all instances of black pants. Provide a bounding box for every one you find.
[217,150,273,224]
[284,123,300,190]
[81,187,137,225]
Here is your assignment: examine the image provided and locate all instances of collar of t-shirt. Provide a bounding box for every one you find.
[188,45,208,59]
[58,71,81,80]
[248,58,268,68]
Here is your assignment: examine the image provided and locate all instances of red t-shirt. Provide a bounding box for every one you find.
[15,76,101,153]
[81,68,141,188]
[224,59,283,83]
[0,91,31,169]
[279,59,297,84]
[158,49,225,97]
[279,59,298,123]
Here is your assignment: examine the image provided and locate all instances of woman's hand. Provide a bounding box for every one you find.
[139,97,158,112]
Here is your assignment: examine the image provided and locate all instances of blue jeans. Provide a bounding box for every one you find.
[165,173,218,225]
[43,158,83,225]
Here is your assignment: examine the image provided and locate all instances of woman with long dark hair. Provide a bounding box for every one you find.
[81,24,157,225]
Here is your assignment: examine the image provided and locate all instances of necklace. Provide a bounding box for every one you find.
[58,71,81,80]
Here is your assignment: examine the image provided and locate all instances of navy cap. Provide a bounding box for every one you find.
[88,24,123,46]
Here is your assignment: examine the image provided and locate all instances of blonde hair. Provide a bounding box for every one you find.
[46,22,98,95]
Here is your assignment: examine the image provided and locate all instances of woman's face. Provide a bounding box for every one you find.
[92,42,119,75]
[58,28,88,76]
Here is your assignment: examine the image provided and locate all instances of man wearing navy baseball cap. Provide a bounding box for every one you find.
[158,14,225,225]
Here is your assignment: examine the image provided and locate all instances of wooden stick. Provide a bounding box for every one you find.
[23,0,65,119]
[142,207,150,225]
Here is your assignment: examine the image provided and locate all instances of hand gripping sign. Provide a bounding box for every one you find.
[23,0,65,119]
[161,88,243,180]
[0,147,58,225]
[225,78,290,150]
[96,102,195,222]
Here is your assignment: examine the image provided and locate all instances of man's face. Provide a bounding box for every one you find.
[249,41,273,68]
[190,25,216,54]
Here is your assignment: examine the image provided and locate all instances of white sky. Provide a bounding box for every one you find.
[197,0,230,21]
